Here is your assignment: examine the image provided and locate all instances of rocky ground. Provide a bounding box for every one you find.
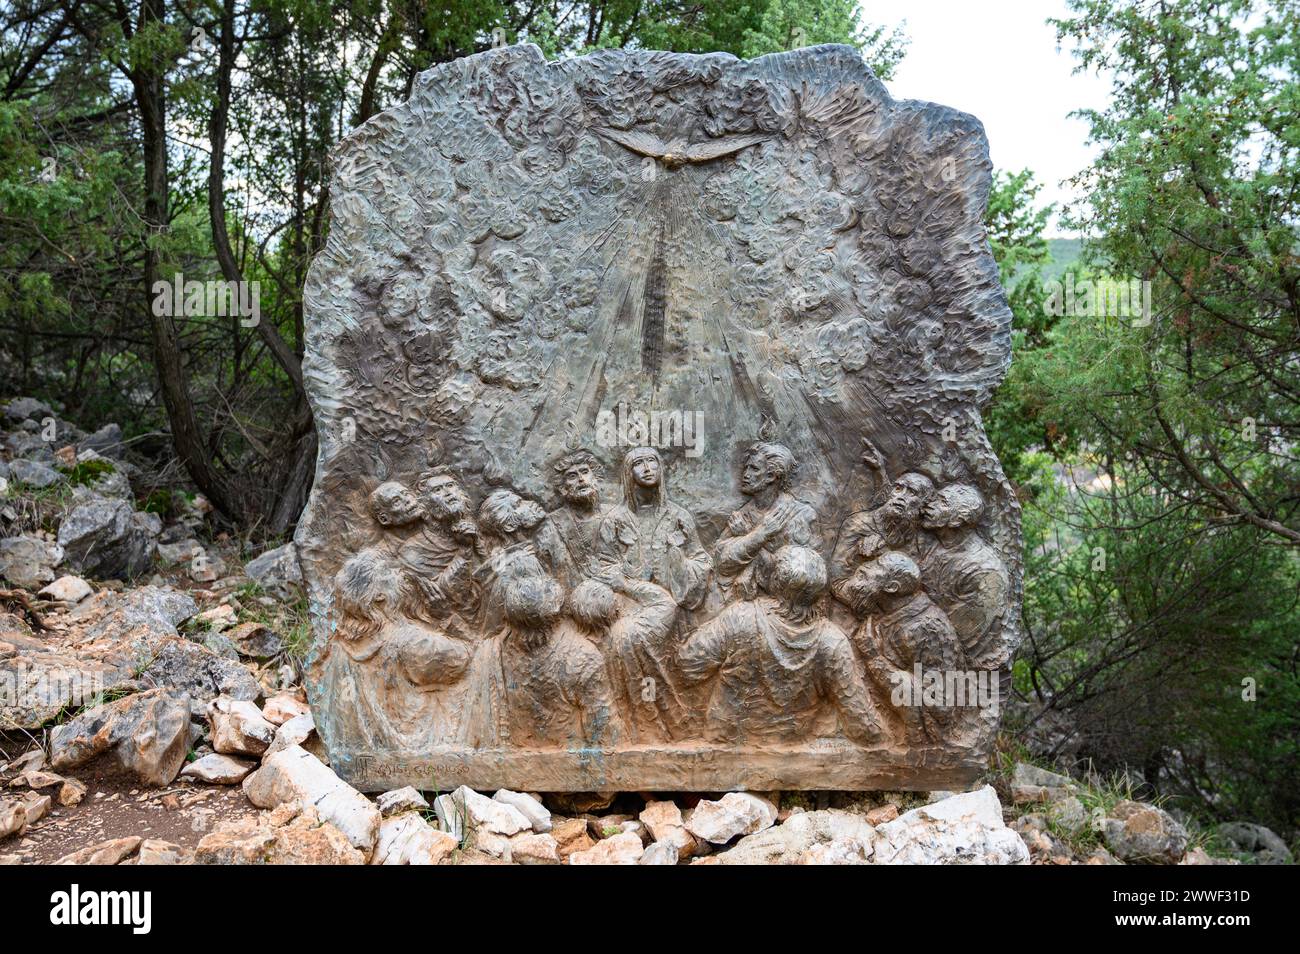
[1,396,1293,866]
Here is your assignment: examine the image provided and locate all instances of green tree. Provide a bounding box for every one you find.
[982,0,1300,837]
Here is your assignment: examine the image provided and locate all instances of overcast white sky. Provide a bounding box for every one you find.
[863,0,1113,235]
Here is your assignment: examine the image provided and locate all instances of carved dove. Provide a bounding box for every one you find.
[595,126,771,168]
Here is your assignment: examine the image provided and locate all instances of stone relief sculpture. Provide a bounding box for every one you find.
[298,43,1022,790]
[839,550,962,745]
[535,449,606,589]
[680,546,882,747]
[714,442,818,600]
[918,484,1011,671]
[324,548,472,751]
[567,573,687,743]
[597,446,713,612]
[472,489,547,635]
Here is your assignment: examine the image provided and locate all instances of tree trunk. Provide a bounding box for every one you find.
[133,0,239,519]
[208,0,306,396]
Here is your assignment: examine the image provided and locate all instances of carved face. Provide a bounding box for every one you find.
[886,474,931,522]
[920,495,955,529]
[739,453,776,495]
[627,451,661,488]
[371,483,424,527]
[921,484,982,531]
[560,462,599,504]
[423,476,471,520]
[853,561,905,611]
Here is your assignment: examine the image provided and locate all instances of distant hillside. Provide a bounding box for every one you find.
[1042,238,1084,282]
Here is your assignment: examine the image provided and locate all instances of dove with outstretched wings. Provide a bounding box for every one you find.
[594,126,771,168]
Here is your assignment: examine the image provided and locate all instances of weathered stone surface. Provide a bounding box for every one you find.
[57,777,87,806]
[266,711,317,757]
[298,44,1019,792]
[434,785,530,840]
[0,616,138,729]
[1010,762,1077,804]
[686,792,777,844]
[864,803,899,825]
[639,799,698,856]
[225,621,283,660]
[2,749,46,775]
[56,779,85,805]
[207,696,276,756]
[188,547,226,583]
[1215,822,1293,864]
[181,753,256,785]
[493,789,551,832]
[716,789,1027,866]
[245,542,302,598]
[639,840,680,865]
[156,538,200,567]
[79,423,124,458]
[76,585,198,641]
[551,816,596,858]
[133,839,188,865]
[0,535,63,589]
[22,792,52,826]
[262,690,309,725]
[56,494,157,580]
[84,467,134,500]
[54,836,143,865]
[8,458,62,489]
[38,575,93,604]
[568,829,646,865]
[10,768,64,789]
[510,831,562,864]
[867,786,1028,865]
[712,808,873,864]
[3,584,256,728]
[0,798,31,839]
[3,397,54,424]
[242,745,380,853]
[195,805,365,865]
[135,637,262,711]
[1047,795,1088,835]
[377,786,429,816]
[49,688,191,786]
[372,812,459,864]
[1102,800,1189,864]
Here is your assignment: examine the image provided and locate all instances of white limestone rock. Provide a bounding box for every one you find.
[492,789,551,833]
[685,792,778,845]
[434,786,530,840]
[371,812,458,865]
[37,575,93,604]
[180,753,255,785]
[207,696,276,757]
[377,786,430,816]
[242,745,380,854]
[868,786,1029,865]
[568,830,645,865]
